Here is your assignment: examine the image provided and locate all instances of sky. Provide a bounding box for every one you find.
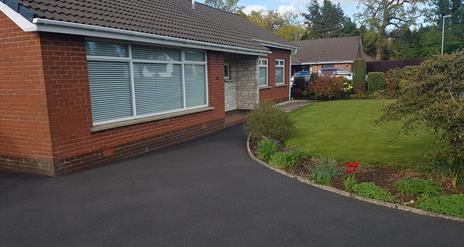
[199,0,360,20]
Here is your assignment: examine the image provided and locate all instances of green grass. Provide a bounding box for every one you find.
[287,99,436,167]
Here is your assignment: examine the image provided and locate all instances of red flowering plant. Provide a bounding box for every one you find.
[344,161,360,192]
[345,161,360,175]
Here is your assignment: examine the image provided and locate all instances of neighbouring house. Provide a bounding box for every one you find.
[292,36,373,74]
[0,0,296,176]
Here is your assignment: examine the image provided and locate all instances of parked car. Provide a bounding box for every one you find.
[318,68,353,81]
[291,71,311,86]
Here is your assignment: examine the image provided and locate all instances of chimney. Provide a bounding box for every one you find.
[191,0,195,9]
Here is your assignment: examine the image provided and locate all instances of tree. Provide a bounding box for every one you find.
[303,0,359,39]
[356,0,424,60]
[243,10,305,41]
[378,51,464,187]
[430,0,464,53]
[204,0,240,13]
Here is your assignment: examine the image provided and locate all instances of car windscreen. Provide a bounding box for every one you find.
[295,71,310,76]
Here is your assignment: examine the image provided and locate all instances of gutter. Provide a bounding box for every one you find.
[33,18,270,56]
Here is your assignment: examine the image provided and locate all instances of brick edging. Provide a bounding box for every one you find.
[246,133,464,223]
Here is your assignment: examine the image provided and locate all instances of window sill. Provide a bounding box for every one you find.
[225,79,233,82]
[259,86,272,90]
[275,84,287,88]
[91,106,215,132]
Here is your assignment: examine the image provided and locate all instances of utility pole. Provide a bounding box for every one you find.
[441,15,452,54]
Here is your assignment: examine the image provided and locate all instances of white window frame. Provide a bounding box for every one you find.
[275,59,285,85]
[224,62,230,80]
[86,41,209,126]
[258,58,268,87]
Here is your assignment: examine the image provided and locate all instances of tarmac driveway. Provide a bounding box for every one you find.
[0,126,463,247]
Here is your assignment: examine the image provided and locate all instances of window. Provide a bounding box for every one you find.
[224,63,230,80]
[258,58,268,87]
[322,64,334,68]
[86,41,208,125]
[275,59,285,85]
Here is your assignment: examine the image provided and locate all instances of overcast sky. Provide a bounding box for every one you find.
[199,0,360,19]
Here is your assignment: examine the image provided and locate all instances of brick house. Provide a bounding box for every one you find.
[291,36,373,74]
[0,0,296,176]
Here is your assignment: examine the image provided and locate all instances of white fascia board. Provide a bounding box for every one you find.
[253,38,298,52]
[32,18,270,56]
[0,2,37,32]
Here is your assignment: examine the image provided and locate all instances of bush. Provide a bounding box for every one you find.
[395,178,443,197]
[309,157,340,185]
[245,102,294,141]
[353,59,367,93]
[367,72,385,93]
[344,175,357,192]
[307,76,346,100]
[269,148,310,170]
[378,51,464,186]
[351,182,394,202]
[384,66,420,97]
[384,69,401,97]
[418,194,464,218]
[257,137,279,162]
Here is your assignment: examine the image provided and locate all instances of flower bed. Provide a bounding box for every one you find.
[249,136,464,220]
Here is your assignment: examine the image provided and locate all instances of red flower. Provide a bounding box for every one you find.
[345,161,360,175]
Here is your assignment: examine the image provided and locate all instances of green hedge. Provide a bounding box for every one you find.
[367,72,385,92]
[352,59,367,92]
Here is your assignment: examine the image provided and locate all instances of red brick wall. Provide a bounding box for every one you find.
[39,33,226,173]
[0,12,54,175]
[259,48,290,103]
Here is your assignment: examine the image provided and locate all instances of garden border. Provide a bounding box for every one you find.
[246,133,464,223]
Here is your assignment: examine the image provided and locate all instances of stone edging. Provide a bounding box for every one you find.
[246,133,464,223]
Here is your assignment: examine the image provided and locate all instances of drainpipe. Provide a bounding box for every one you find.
[191,0,195,9]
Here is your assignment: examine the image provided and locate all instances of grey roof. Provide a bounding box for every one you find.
[8,0,293,52]
[293,36,362,64]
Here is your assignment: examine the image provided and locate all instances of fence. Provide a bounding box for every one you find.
[366,60,422,73]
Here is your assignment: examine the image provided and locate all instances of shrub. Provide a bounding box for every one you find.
[245,102,294,141]
[257,137,279,162]
[351,182,394,202]
[378,51,464,186]
[307,76,346,100]
[309,157,340,185]
[352,59,367,93]
[418,194,464,218]
[367,72,385,93]
[395,178,443,197]
[384,69,401,97]
[384,66,420,97]
[269,148,310,170]
[344,175,358,192]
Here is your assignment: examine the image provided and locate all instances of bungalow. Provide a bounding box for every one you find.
[292,36,373,74]
[0,0,297,176]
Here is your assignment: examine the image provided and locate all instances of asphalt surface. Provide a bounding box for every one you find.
[1,126,463,247]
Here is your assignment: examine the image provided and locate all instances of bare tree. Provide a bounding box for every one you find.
[356,0,424,60]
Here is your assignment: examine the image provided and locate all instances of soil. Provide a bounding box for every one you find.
[250,138,464,205]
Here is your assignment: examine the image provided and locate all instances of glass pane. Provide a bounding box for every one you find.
[133,63,183,115]
[185,64,207,107]
[276,67,284,84]
[86,41,129,57]
[224,65,229,78]
[87,61,133,123]
[185,51,205,62]
[259,67,268,86]
[132,45,181,61]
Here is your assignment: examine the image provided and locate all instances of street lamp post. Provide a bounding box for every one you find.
[441,14,452,54]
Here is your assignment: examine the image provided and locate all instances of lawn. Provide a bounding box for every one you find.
[286,99,436,167]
